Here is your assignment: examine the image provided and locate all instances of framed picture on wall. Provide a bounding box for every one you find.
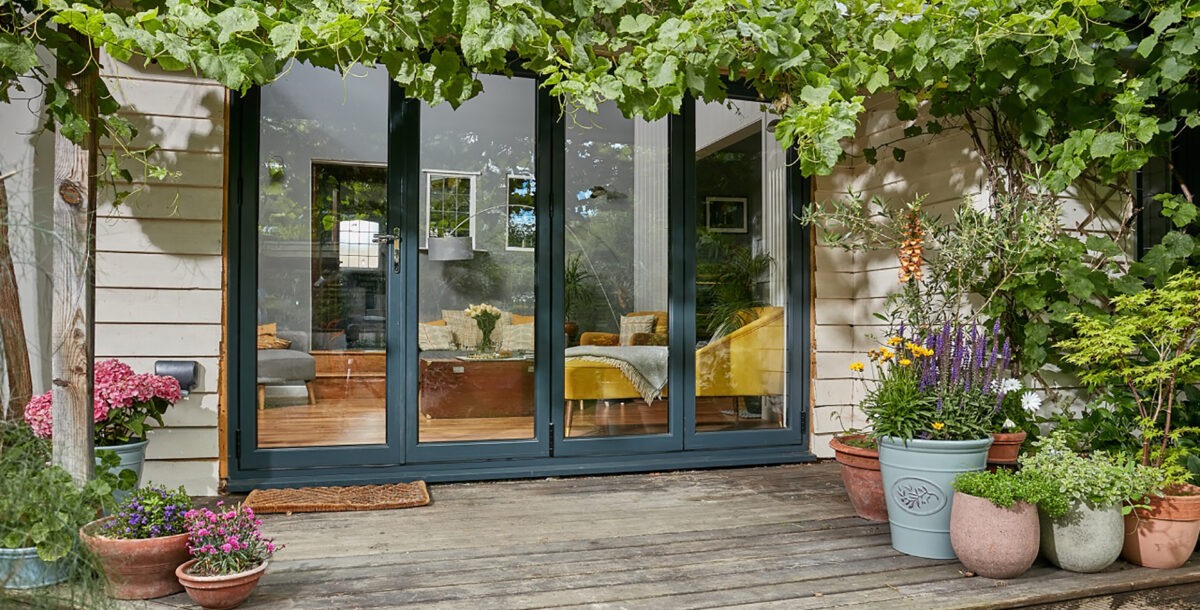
[705,197,748,233]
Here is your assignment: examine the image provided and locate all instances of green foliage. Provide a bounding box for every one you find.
[19,0,1195,186]
[695,233,773,339]
[1057,270,1200,468]
[563,252,593,323]
[0,423,124,609]
[1019,430,1167,514]
[952,468,1069,518]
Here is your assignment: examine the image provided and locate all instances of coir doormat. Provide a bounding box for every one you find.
[244,481,430,514]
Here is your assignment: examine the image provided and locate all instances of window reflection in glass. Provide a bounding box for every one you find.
[417,75,537,443]
[255,64,389,448]
[693,100,788,432]
[562,102,670,438]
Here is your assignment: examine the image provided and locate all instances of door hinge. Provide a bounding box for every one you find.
[548,421,555,453]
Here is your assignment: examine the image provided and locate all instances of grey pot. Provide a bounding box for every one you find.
[95,439,149,504]
[0,547,67,590]
[427,236,474,261]
[878,436,994,560]
[1039,500,1124,573]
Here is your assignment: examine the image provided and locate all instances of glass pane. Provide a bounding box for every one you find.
[563,102,669,438]
[417,75,537,443]
[694,100,788,432]
[256,64,389,448]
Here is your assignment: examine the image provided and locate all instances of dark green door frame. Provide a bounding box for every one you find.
[226,78,813,482]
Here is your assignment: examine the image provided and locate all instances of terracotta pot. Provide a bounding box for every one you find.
[1122,484,1200,569]
[80,517,190,599]
[987,431,1027,465]
[949,492,1040,579]
[829,435,887,522]
[564,321,579,340]
[176,559,267,609]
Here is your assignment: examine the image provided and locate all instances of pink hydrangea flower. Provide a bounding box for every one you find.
[23,359,182,440]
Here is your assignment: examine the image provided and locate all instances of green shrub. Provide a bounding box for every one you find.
[952,469,1068,518]
[1019,430,1166,514]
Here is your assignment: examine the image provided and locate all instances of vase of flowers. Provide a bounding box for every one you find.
[176,502,281,609]
[465,303,502,354]
[858,321,1017,559]
[23,359,182,499]
[81,485,193,599]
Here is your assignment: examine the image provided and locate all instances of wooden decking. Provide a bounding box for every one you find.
[129,463,1200,609]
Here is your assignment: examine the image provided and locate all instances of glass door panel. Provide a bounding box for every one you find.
[415,75,538,444]
[254,64,393,450]
[692,100,788,433]
[562,103,670,438]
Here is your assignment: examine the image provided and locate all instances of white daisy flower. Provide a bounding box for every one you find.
[1000,379,1023,394]
[1020,392,1042,414]
[1003,418,1017,430]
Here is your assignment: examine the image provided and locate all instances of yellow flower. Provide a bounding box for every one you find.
[887,336,904,346]
[931,422,945,431]
[899,358,912,366]
[849,361,865,372]
[879,348,894,361]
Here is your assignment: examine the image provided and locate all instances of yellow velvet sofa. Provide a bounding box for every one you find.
[563,307,786,432]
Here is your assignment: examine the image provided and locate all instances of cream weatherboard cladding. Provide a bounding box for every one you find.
[94,56,227,494]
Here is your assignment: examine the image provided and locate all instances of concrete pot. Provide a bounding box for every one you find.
[1122,484,1200,569]
[81,517,190,599]
[829,435,887,522]
[1040,500,1124,573]
[949,492,1039,579]
[0,547,67,590]
[987,431,1027,465]
[177,559,267,609]
[878,436,993,559]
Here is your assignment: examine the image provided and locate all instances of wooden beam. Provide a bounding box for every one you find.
[0,173,33,422]
[51,32,98,484]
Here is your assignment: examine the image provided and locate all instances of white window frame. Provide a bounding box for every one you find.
[423,170,478,249]
[505,173,536,252]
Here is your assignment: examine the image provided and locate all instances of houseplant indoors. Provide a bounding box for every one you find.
[1057,269,1200,569]
[81,484,194,599]
[862,320,1017,559]
[949,468,1067,579]
[24,359,182,497]
[1020,430,1164,573]
[176,502,281,609]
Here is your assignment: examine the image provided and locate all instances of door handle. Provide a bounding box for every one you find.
[373,230,402,273]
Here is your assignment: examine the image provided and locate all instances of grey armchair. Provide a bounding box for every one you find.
[256,330,317,410]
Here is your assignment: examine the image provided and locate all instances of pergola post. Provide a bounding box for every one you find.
[50,31,98,484]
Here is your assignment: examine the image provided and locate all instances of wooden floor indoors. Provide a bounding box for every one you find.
[256,398,782,447]
[126,463,1200,609]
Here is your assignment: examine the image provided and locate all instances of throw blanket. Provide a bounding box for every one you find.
[565,345,669,403]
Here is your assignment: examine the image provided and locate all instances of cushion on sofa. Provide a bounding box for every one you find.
[618,314,656,346]
[419,323,456,350]
[501,323,534,352]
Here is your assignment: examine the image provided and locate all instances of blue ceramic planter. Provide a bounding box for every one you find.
[0,547,67,590]
[878,436,993,560]
[95,439,149,504]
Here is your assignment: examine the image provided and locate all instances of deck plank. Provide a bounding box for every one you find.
[130,463,1200,609]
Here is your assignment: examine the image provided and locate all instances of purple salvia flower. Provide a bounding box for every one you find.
[898,322,906,340]
[992,319,1001,338]
[1000,337,1012,371]
[936,397,943,414]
